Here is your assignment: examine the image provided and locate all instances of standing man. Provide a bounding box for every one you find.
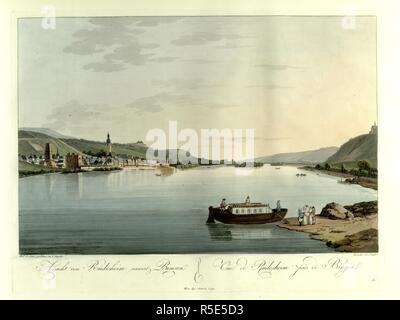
[311,206,317,225]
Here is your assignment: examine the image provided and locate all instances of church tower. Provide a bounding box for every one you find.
[106,133,112,155]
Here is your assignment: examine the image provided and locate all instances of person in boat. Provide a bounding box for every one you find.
[245,196,251,205]
[276,200,281,211]
[220,198,227,209]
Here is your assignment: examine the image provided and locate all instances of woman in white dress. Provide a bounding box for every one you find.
[303,205,310,225]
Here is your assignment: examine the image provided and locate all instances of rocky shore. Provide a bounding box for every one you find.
[279,201,378,252]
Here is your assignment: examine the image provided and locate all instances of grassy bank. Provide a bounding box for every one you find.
[19,161,122,177]
[302,166,377,190]
[19,161,61,177]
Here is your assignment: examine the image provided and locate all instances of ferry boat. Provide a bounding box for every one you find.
[207,198,287,225]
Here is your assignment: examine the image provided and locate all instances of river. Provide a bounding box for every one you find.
[19,165,377,254]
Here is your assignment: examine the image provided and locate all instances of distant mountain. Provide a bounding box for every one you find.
[257,146,339,164]
[326,132,377,169]
[18,129,148,158]
[19,127,75,139]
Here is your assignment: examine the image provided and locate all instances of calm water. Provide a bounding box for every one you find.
[19,165,377,254]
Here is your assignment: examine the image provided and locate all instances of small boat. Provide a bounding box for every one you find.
[155,173,162,176]
[275,167,281,169]
[207,201,287,225]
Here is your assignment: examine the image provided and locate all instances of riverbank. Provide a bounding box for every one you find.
[302,167,377,190]
[19,164,122,178]
[279,201,378,252]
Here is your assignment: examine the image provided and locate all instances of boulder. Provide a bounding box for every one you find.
[320,202,353,220]
[344,201,378,217]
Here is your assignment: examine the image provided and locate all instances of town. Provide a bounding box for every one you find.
[18,132,161,173]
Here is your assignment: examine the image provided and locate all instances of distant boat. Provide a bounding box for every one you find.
[275,167,281,169]
[207,201,287,225]
[155,173,162,176]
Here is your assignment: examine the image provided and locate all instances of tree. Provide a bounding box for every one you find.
[315,164,322,170]
[324,163,331,170]
[95,150,107,157]
[357,160,371,175]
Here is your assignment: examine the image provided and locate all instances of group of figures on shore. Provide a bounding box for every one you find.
[298,205,316,226]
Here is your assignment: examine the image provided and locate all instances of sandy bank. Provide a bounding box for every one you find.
[279,214,378,252]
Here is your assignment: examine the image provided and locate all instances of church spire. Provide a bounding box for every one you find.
[106,132,112,155]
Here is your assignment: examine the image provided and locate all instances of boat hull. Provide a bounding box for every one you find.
[207,206,287,225]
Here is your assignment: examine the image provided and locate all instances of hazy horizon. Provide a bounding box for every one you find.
[18,16,377,157]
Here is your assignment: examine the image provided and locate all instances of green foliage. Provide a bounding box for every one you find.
[92,167,122,172]
[357,160,371,171]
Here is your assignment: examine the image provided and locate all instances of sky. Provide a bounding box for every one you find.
[18,16,377,157]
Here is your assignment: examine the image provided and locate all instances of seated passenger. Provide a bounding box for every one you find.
[245,196,251,205]
[220,198,227,208]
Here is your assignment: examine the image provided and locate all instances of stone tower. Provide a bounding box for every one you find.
[44,143,56,167]
[106,133,112,155]
[369,122,378,135]
[45,143,52,162]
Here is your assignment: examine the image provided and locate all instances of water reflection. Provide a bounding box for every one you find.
[158,166,175,177]
[43,173,57,200]
[65,172,83,199]
[207,223,274,241]
[207,223,232,241]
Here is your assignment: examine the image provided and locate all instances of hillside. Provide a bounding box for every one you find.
[19,127,74,139]
[326,133,377,169]
[18,129,148,158]
[257,146,339,164]
[61,138,147,158]
[19,130,84,156]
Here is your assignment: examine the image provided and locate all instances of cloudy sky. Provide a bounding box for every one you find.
[18,16,376,157]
